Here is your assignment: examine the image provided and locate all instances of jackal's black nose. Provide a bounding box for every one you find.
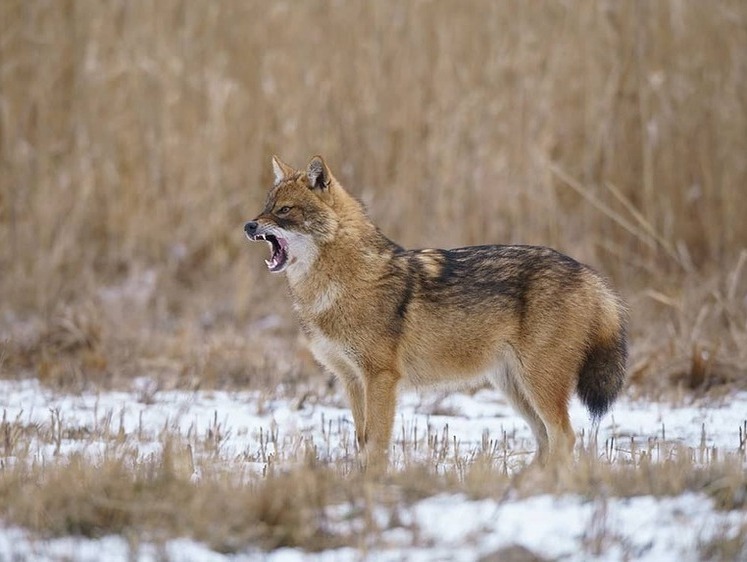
[244,221,258,236]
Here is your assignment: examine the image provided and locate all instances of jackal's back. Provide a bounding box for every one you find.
[393,244,627,417]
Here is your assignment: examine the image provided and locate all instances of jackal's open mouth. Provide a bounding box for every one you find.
[252,233,289,272]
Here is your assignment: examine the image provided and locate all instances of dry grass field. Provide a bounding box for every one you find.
[1,1,747,560]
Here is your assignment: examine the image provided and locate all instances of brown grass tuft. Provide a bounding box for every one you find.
[0,432,745,553]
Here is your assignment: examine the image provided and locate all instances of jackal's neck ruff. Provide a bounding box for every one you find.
[288,186,386,284]
[288,196,398,321]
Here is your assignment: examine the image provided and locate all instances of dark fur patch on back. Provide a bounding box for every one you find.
[378,246,418,336]
[410,245,585,310]
[396,264,415,320]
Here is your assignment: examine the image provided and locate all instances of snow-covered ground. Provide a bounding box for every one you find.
[1,377,745,561]
[1,492,744,562]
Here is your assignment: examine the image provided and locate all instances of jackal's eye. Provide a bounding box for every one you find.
[276,205,292,216]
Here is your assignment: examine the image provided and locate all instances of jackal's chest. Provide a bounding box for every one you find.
[305,325,363,381]
[291,280,342,317]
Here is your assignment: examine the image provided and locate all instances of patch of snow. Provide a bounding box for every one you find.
[0,378,745,560]
[0,527,248,562]
[409,492,745,561]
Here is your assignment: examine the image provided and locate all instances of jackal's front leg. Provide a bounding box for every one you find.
[362,369,401,465]
[338,373,365,450]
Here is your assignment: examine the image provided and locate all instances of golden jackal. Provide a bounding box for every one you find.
[244,155,627,466]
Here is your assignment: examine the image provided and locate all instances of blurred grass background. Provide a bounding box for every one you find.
[1,1,745,392]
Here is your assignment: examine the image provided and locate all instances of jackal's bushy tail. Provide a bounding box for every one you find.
[576,324,628,422]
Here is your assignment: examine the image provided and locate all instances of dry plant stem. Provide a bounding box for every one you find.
[0,423,745,553]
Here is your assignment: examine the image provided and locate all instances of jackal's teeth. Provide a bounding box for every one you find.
[264,259,272,267]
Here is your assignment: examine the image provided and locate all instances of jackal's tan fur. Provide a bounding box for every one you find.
[244,155,627,466]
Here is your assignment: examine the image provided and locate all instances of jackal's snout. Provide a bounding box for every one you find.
[244,221,258,237]
[243,220,290,273]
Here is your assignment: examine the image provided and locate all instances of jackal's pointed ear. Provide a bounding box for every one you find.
[272,155,294,185]
[306,155,330,191]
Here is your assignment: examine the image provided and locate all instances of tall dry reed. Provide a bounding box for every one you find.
[1,1,745,390]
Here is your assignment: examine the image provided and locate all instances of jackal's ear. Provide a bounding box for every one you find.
[272,155,294,185]
[306,155,330,191]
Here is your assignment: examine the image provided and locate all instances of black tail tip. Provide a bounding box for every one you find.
[583,395,615,425]
[577,334,628,423]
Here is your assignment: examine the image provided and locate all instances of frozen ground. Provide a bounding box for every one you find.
[1,377,745,561]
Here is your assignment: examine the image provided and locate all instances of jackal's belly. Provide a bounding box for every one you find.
[304,312,521,390]
[401,342,520,389]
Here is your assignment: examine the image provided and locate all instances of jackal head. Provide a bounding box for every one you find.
[244,155,340,276]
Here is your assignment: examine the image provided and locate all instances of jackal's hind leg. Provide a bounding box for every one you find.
[518,368,576,466]
[489,371,550,466]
